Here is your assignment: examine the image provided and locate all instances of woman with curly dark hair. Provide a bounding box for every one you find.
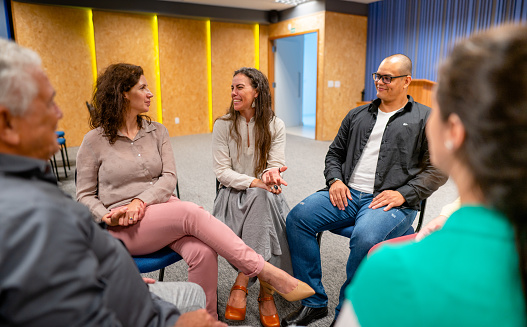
[337,24,527,327]
[76,63,314,320]
[212,67,292,327]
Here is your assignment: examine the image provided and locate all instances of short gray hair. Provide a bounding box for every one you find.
[0,38,42,116]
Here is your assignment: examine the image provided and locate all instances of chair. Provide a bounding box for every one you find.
[86,101,95,119]
[50,131,70,180]
[132,247,183,281]
[49,158,60,181]
[131,181,183,280]
[316,199,427,245]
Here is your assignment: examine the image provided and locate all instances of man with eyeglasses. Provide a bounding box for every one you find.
[282,54,447,327]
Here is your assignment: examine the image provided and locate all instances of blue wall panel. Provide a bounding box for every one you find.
[0,0,11,39]
[364,0,527,101]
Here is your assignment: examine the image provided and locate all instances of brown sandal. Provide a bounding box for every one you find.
[258,295,280,327]
[224,285,248,321]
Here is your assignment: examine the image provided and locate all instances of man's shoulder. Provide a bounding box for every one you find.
[344,102,373,120]
[0,175,91,226]
[408,98,432,115]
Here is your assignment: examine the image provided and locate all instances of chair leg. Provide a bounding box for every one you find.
[415,199,427,233]
[51,155,60,181]
[62,139,71,170]
[316,231,323,246]
[49,159,59,181]
[159,267,165,282]
[59,146,68,178]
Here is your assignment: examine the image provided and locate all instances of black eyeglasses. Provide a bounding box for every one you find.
[372,73,408,84]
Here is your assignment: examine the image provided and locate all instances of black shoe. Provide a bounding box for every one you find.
[281,305,328,327]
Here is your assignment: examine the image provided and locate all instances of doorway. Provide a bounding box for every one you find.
[273,32,318,139]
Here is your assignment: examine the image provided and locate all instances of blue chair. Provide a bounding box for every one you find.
[131,183,183,280]
[317,199,427,245]
[133,247,183,281]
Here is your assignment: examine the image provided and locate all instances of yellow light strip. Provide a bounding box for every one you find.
[206,20,213,132]
[87,9,97,87]
[254,24,259,69]
[152,15,163,123]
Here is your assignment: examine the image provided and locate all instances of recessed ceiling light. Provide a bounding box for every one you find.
[275,0,314,6]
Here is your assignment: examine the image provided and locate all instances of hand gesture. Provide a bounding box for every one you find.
[262,166,288,188]
[329,180,352,210]
[415,214,448,241]
[368,190,405,211]
[250,178,282,194]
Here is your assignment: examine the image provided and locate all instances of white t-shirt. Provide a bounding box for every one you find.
[348,109,399,194]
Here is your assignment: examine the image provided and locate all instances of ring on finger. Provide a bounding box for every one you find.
[129,217,134,220]
[273,185,279,190]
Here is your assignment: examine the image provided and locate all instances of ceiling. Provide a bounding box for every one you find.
[159,0,379,11]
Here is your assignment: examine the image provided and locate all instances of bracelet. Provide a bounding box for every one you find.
[328,177,341,187]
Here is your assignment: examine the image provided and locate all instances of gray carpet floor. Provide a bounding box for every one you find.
[57,132,458,327]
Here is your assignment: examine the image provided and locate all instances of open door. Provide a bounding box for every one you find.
[272,31,318,139]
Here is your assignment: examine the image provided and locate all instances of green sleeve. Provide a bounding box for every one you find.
[346,247,421,327]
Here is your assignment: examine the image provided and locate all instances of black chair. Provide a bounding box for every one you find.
[316,199,427,245]
[50,131,70,180]
[85,101,95,117]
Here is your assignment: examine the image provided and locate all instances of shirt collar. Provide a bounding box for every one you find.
[0,153,57,184]
[117,120,157,141]
[236,115,255,124]
[369,95,415,114]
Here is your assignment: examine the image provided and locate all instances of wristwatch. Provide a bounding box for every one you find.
[328,177,341,187]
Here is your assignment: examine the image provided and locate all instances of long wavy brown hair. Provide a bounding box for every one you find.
[90,63,151,144]
[219,67,275,177]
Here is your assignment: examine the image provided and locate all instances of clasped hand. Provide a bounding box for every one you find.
[102,199,145,226]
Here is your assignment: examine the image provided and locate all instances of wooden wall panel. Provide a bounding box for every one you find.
[269,12,325,139]
[259,24,269,77]
[408,79,435,108]
[12,2,93,147]
[158,17,208,136]
[323,12,367,140]
[92,11,159,122]
[211,22,255,121]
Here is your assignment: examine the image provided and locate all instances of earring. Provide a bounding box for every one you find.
[444,140,454,150]
[251,99,256,108]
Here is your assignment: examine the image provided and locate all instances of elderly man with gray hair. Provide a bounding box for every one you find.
[0,38,225,327]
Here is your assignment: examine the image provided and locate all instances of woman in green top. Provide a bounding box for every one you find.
[337,24,527,327]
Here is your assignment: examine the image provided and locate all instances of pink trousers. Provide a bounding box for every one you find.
[108,196,265,318]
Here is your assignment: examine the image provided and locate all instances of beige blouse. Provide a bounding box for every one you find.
[76,121,178,222]
[212,115,286,190]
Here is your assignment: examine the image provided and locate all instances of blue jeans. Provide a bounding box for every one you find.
[286,187,417,317]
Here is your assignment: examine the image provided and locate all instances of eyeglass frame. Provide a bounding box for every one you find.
[372,73,409,84]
